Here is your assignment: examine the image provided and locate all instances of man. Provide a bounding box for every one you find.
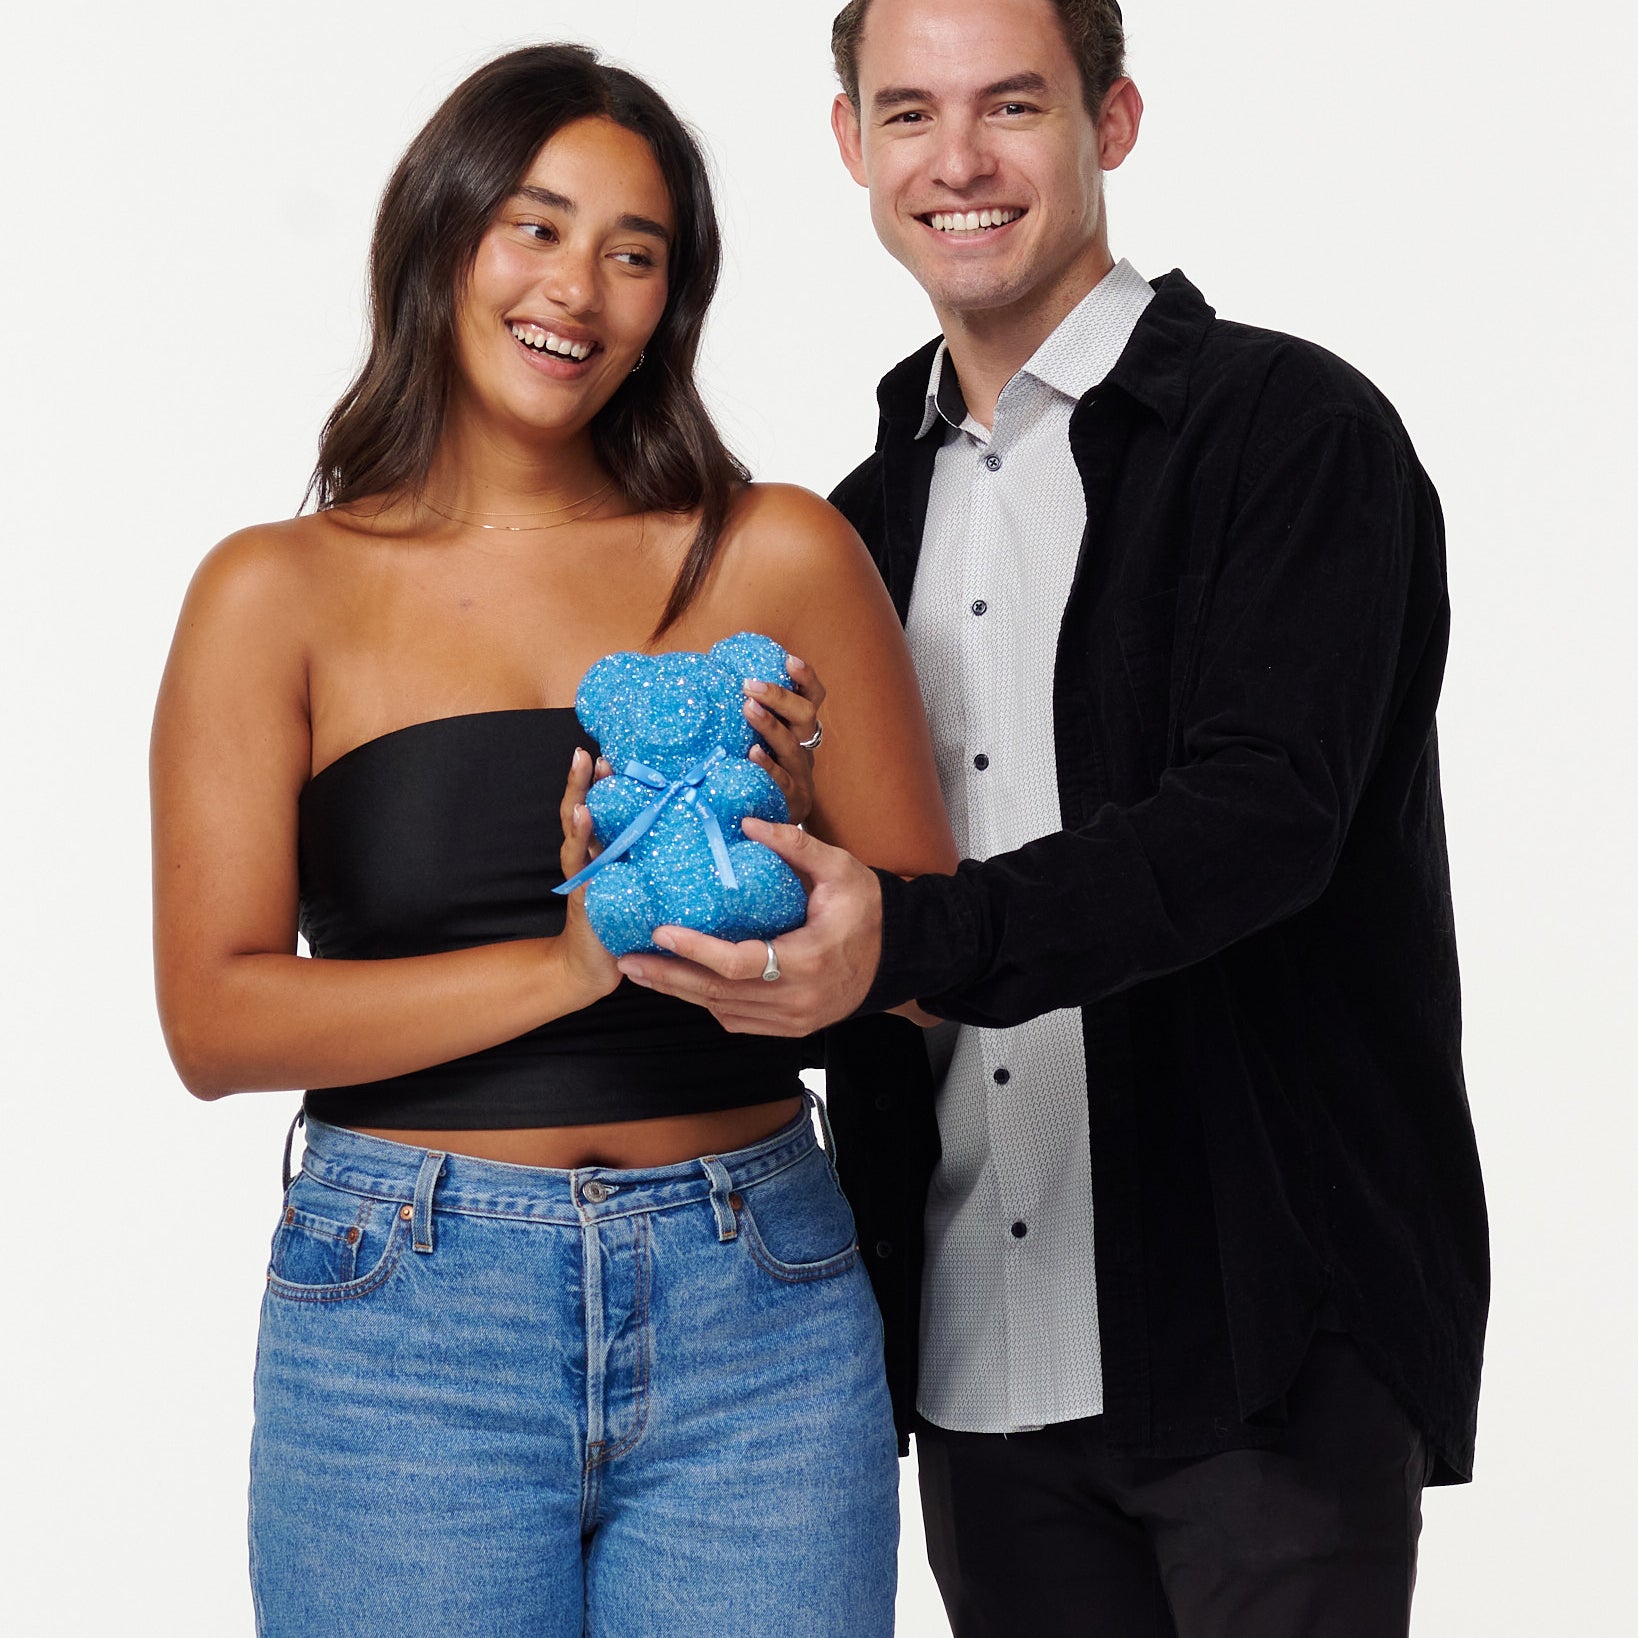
[620,1,1489,1631]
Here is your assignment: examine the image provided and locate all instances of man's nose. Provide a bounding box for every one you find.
[930,119,998,191]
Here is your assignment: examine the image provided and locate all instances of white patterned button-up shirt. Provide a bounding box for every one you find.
[905,259,1155,1432]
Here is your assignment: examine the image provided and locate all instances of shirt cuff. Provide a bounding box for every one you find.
[858,867,983,1015]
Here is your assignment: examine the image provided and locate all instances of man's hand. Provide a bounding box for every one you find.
[617,819,883,1035]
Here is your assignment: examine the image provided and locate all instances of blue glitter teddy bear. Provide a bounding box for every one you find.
[554,632,809,957]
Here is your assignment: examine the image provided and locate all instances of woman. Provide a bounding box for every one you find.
[151,43,954,1637]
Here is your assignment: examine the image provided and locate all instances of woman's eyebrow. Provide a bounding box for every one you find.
[514,184,671,244]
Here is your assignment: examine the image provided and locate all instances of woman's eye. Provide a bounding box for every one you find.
[614,250,656,268]
[521,222,557,242]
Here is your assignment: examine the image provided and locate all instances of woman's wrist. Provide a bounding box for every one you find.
[539,929,618,1018]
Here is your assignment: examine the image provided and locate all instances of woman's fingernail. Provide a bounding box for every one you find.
[744,679,768,696]
[652,930,676,952]
[787,655,806,670]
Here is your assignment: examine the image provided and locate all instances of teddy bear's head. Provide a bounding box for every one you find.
[575,632,792,773]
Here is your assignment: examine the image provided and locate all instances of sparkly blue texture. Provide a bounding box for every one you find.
[567,633,808,956]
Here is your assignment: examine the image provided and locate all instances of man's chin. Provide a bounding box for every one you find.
[915,267,1033,318]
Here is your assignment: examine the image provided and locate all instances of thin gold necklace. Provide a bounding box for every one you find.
[421,479,617,532]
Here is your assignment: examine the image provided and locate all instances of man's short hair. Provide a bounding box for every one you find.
[831,0,1127,119]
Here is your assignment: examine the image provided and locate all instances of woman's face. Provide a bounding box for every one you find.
[452,116,675,444]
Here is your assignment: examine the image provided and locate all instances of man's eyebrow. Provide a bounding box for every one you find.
[981,72,1051,99]
[871,71,1052,113]
[513,184,671,244]
[872,85,936,112]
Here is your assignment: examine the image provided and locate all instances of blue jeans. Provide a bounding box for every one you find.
[249,1106,898,1635]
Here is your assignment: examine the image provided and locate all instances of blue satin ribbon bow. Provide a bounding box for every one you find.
[554,744,740,898]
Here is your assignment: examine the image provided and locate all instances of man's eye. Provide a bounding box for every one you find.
[888,110,929,125]
[997,103,1036,116]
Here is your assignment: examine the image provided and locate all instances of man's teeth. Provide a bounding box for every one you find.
[928,208,1022,234]
[508,323,594,361]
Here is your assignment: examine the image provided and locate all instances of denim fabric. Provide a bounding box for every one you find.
[249,1108,898,1636]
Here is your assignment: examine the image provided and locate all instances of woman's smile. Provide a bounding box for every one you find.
[506,318,602,376]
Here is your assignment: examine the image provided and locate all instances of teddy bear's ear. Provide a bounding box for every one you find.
[708,631,792,691]
[575,652,653,743]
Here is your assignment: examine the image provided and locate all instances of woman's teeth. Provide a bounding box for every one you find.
[508,323,594,361]
[929,208,1022,234]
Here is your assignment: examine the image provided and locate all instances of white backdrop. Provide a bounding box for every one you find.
[3,2,1634,1632]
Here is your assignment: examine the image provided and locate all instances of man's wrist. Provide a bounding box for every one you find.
[856,867,973,1016]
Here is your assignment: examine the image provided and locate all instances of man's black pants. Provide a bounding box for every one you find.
[917,1334,1430,1638]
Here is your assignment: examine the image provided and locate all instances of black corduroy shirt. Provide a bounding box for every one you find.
[823,271,1488,1482]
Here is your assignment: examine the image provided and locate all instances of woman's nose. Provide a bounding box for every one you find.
[542,244,601,315]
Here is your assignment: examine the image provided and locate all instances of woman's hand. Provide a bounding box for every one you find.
[554,748,621,1005]
[743,656,827,825]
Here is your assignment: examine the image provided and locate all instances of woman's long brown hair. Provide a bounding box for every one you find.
[307,44,747,636]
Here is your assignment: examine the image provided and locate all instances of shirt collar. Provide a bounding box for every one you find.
[915,258,1156,440]
[915,343,968,440]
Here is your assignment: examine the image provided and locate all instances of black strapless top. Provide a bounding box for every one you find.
[297,709,804,1128]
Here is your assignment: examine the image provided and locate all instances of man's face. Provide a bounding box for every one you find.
[834,0,1118,323]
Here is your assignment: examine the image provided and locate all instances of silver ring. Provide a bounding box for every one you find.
[797,721,824,751]
[761,941,782,983]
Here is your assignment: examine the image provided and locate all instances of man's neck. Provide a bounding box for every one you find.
[935,244,1116,429]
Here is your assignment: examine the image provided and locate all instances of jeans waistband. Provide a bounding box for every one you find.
[292,1099,824,1229]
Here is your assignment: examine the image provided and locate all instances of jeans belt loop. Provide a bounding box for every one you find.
[281,1108,306,1193]
[412,1149,447,1254]
[808,1087,838,1161]
[700,1155,737,1242]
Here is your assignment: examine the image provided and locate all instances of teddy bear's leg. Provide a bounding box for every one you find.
[583,862,664,958]
[718,842,807,942]
[645,815,733,937]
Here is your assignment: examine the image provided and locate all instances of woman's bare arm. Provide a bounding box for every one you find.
[716,485,958,878]
[616,485,956,1029]
[151,526,616,1100]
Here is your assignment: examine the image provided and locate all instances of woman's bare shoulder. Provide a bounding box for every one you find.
[191,512,321,589]
[722,482,871,579]
[183,508,380,626]
[729,480,850,535]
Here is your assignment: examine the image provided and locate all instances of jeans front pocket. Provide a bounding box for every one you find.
[266,1173,410,1302]
[736,1146,861,1283]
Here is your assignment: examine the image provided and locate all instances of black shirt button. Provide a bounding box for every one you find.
[875,1240,894,1259]
[874,1093,893,1112]
[1011,1221,1028,1239]
[971,599,988,616]
[993,1067,1010,1085]
[983,453,1002,472]
[973,753,990,771]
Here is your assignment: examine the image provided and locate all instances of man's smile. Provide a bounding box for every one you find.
[917,206,1027,236]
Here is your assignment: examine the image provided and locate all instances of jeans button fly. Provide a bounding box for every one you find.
[582,1180,610,1204]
